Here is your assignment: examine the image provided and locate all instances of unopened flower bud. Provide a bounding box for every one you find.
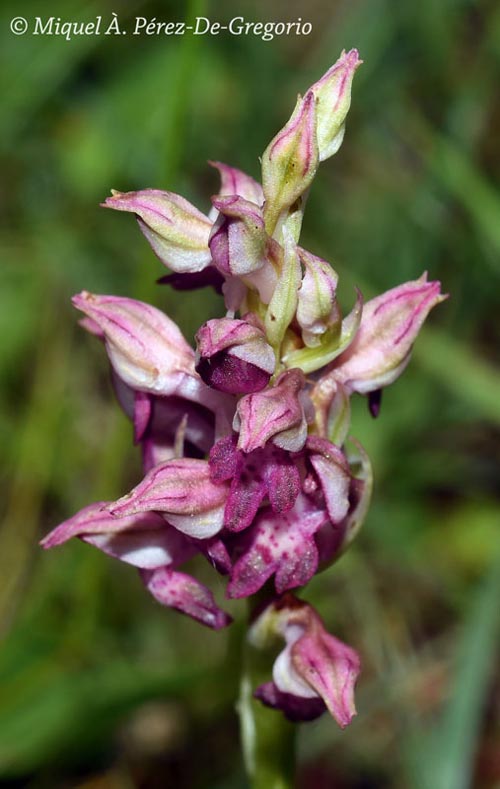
[310,49,362,161]
[262,91,319,228]
[195,318,275,394]
[73,293,196,396]
[297,248,341,347]
[102,189,212,273]
[209,195,268,276]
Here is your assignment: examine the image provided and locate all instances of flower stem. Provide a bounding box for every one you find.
[237,616,296,789]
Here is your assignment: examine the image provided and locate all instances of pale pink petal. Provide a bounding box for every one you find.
[102,189,212,273]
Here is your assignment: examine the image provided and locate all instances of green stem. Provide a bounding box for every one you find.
[237,609,296,789]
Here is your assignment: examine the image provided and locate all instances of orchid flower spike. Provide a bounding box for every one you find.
[42,49,447,740]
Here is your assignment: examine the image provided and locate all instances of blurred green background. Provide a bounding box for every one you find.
[1,0,499,786]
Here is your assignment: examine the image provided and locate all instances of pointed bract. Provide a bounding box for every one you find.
[265,228,302,350]
[262,92,319,228]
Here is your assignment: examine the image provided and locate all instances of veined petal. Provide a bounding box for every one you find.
[109,459,229,539]
[315,439,373,567]
[102,189,212,273]
[73,292,195,394]
[306,437,351,524]
[333,275,447,393]
[83,528,193,570]
[41,502,193,569]
[235,369,308,453]
[291,621,360,727]
[41,502,164,547]
[209,160,264,206]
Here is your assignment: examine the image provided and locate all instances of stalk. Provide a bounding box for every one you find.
[237,603,297,789]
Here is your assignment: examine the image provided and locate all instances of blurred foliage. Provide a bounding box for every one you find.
[1,0,499,786]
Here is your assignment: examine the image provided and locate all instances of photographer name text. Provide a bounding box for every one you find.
[10,14,312,41]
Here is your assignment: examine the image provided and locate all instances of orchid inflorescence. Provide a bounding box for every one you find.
[42,50,446,727]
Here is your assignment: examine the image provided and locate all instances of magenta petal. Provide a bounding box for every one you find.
[141,566,231,629]
[201,537,232,575]
[209,195,268,277]
[40,502,166,548]
[250,595,361,728]
[235,369,308,454]
[72,292,195,395]
[333,275,446,394]
[307,437,351,524]
[196,353,272,395]
[254,682,326,722]
[224,472,267,532]
[209,434,240,483]
[158,268,224,293]
[134,391,152,443]
[102,189,212,273]
[41,502,193,570]
[265,456,301,514]
[210,440,302,532]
